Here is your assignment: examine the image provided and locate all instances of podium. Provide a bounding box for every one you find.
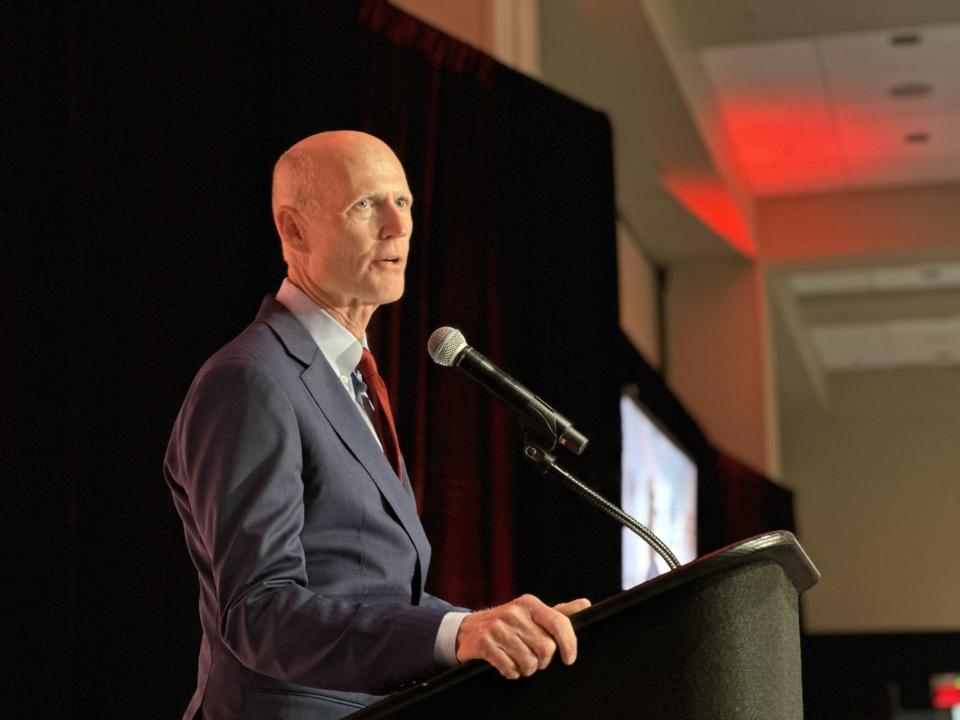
[350,531,819,719]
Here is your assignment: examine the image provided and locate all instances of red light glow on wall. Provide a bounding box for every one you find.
[660,172,755,257]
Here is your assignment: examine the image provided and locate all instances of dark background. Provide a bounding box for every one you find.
[4,2,948,718]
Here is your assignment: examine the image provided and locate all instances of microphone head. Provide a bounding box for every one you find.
[428,327,468,367]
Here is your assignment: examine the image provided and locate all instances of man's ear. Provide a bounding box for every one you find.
[275,205,307,253]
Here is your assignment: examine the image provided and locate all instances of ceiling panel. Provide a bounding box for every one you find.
[747,162,849,195]
[819,24,960,114]
[791,261,960,295]
[790,269,874,295]
[811,318,960,370]
[810,323,896,369]
[703,40,844,170]
[844,153,960,188]
[700,24,960,195]
[836,110,960,160]
[886,317,960,365]
[873,262,960,291]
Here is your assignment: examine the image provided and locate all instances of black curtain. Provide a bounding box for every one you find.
[6,4,364,717]
[5,2,620,717]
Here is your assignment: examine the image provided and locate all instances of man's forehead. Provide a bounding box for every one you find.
[309,136,406,188]
[341,149,407,182]
[329,150,409,199]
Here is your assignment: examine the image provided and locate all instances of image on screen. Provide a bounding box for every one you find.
[621,391,698,589]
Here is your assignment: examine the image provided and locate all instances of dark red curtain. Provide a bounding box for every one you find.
[358,3,512,607]
[349,1,623,610]
[712,451,796,545]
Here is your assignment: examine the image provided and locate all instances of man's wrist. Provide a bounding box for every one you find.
[433,611,470,666]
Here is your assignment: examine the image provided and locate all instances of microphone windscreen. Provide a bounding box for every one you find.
[428,327,467,366]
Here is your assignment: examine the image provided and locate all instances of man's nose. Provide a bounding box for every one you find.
[380,203,408,239]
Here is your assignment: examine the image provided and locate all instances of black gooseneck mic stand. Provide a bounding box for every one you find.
[427,326,680,572]
[517,406,680,572]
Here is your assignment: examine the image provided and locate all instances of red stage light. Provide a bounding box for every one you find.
[930,673,960,709]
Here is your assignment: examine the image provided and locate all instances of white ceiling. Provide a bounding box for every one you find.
[784,261,960,371]
[533,0,960,388]
[702,24,960,197]
[673,4,960,387]
[789,261,960,296]
[810,316,960,370]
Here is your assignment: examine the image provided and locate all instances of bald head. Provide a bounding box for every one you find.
[271,131,404,220]
[270,131,414,337]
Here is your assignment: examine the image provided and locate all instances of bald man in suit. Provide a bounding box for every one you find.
[164,131,589,720]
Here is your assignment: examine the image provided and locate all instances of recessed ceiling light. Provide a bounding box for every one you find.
[889,82,933,98]
[904,131,930,144]
[890,32,922,46]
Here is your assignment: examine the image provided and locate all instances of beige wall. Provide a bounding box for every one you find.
[759,183,960,264]
[764,182,960,631]
[666,258,778,476]
[780,368,960,631]
[617,225,661,368]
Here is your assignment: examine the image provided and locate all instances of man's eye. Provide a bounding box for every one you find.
[355,198,371,209]
[396,198,408,208]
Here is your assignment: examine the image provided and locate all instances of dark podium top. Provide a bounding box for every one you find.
[351,530,820,719]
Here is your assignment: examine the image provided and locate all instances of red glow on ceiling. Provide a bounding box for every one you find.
[716,96,911,195]
[736,103,836,154]
[660,173,755,257]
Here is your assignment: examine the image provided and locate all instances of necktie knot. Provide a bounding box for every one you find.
[357,348,379,383]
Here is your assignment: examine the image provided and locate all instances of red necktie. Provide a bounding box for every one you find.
[356,348,403,481]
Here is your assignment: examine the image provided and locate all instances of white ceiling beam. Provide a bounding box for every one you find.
[769,271,832,409]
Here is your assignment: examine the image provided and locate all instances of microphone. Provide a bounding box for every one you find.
[429,327,679,570]
[427,327,588,455]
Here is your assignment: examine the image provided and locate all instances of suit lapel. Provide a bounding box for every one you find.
[256,296,432,572]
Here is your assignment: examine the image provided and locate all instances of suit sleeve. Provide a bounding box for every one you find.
[420,592,471,613]
[166,358,449,691]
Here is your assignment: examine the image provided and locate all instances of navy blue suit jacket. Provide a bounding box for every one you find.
[165,297,458,720]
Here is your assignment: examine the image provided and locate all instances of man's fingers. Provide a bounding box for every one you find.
[486,644,522,680]
[533,596,591,665]
[529,634,557,670]
[509,625,558,670]
[552,619,578,666]
[497,631,541,677]
[553,597,591,616]
[457,604,545,676]
[547,598,591,663]
[456,594,590,677]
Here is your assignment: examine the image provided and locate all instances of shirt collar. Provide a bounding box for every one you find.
[275,278,365,379]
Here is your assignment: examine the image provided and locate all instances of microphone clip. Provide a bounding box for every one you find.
[520,431,681,572]
[521,433,557,475]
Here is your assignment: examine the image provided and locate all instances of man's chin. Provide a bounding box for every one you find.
[375,282,405,306]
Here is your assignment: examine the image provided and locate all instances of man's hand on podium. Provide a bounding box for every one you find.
[455,594,591,680]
